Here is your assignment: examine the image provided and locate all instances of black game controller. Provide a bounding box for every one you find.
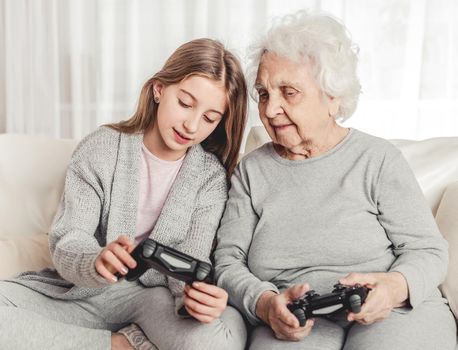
[124,238,213,284]
[287,283,370,326]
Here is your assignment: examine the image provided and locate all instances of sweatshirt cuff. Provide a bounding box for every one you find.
[245,282,280,326]
[54,247,110,288]
[389,263,424,308]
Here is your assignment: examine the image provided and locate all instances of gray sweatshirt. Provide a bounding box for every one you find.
[214,128,448,325]
[10,126,228,304]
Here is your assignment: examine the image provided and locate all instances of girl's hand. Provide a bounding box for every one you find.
[95,235,137,283]
[183,282,228,323]
[339,271,409,325]
[255,284,315,341]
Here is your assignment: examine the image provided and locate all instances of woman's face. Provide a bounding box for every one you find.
[149,75,226,160]
[255,52,339,149]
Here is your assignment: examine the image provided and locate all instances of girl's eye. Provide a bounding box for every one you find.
[204,115,216,124]
[178,99,192,108]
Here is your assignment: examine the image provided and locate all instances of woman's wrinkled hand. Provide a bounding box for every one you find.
[183,282,228,323]
[95,235,137,283]
[339,271,409,325]
[255,284,315,341]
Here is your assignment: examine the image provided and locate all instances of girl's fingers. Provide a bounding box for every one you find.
[117,235,134,252]
[184,285,226,308]
[190,282,227,298]
[111,243,137,269]
[184,306,215,324]
[101,249,128,275]
[95,259,118,283]
[183,294,220,318]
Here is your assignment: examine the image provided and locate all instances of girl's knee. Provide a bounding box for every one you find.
[184,318,247,350]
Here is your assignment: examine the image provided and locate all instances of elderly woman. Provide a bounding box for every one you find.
[214,11,457,350]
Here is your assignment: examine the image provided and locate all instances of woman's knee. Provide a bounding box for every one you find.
[0,282,17,306]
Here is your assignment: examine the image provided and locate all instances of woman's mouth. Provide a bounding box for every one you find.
[273,124,294,131]
[173,128,192,144]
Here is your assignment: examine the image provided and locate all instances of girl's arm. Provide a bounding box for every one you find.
[49,164,110,288]
[167,164,228,314]
[48,128,120,288]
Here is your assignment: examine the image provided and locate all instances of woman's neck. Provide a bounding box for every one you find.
[276,124,349,160]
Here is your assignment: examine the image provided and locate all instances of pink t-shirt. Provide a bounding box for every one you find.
[134,143,185,245]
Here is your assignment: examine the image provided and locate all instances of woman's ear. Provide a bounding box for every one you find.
[327,95,341,117]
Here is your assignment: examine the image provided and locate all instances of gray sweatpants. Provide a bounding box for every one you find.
[249,298,457,350]
[0,280,247,350]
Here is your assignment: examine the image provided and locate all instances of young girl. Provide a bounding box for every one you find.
[0,38,248,350]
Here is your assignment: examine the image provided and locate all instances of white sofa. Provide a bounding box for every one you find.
[0,127,457,342]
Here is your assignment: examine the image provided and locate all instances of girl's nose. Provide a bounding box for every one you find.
[183,113,200,133]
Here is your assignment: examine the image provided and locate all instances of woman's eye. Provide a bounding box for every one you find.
[178,99,192,108]
[258,91,268,102]
[284,89,297,97]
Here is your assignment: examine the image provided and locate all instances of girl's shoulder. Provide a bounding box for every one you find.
[190,144,226,174]
[187,144,228,189]
[70,126,123,167]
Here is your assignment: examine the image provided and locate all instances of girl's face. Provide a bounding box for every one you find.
[147,75,227,160]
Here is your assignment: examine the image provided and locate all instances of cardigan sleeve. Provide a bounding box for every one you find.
[376,150,449,307]
[166,165,229,314]
[49,164,111,288]
[214,163,279,326]
[48,128,119,289]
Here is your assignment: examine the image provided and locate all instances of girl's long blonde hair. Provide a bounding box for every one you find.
[108,38,248,177]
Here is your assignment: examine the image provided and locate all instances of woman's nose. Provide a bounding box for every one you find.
[263,95,283,119]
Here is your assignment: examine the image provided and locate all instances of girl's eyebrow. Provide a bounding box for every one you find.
[179,88,224,116]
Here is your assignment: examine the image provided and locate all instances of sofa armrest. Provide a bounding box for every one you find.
[436,181,458,321]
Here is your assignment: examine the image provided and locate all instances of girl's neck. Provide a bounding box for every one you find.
[143,127,187,161]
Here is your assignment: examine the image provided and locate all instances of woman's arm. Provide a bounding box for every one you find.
[214,163,279,326]
[376,150,448,307]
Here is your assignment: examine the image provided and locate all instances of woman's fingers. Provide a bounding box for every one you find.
[273,317,314,341]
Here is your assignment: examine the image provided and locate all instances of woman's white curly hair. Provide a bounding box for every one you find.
[247,10,361,121]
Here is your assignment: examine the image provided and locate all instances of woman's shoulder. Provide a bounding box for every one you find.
[351,129,402,160]
[236,142,273,174]
[240,142,272,163]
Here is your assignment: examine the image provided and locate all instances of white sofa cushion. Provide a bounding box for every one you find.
[0,234,53,278]
[0,134,78,238]
[436,181,458,320]
[0,134,78,278]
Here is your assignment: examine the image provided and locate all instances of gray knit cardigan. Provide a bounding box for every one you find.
[10,126,228,303]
